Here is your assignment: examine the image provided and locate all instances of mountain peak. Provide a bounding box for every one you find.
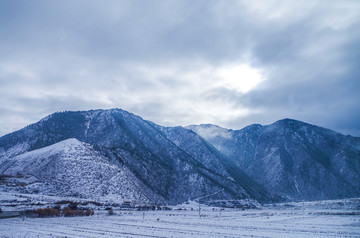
[272,118,306,126]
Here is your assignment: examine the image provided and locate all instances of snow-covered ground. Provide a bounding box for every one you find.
[1,198,359,238]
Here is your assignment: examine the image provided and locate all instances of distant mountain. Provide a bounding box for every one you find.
[1,110,359,204]
[0,109,275,205]
[188,119,360,200]
[156,125,275,202]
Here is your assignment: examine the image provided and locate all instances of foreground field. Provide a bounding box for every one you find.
[1,199,359,238]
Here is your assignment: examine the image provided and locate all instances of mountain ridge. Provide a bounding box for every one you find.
[1,109,275,204]
[188,119,360,200]
[1,109,359,204]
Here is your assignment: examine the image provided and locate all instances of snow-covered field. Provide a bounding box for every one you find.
[1,198,359,238]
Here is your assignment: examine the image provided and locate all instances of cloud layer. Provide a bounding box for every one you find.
[1,0,360,136]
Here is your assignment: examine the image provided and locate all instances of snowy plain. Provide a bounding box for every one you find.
[1,197,359,238]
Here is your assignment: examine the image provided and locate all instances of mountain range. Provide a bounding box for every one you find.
[1,109,359,205]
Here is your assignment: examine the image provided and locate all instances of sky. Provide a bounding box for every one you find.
[1,0,360,137]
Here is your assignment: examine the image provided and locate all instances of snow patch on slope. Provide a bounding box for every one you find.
[0,142,29,162]
[0,138,152,202]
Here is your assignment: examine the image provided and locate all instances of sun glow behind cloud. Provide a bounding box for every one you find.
[1,0,359,136]
[215,64,265,93]
[125,61,265,127]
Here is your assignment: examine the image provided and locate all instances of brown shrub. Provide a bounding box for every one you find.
[62,207,94,217]
[28,207,94,218]
[86,209,94,216]
[34,208,60,218]
[63,207,79,217]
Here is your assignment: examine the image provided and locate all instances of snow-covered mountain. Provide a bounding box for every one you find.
[188,119,360,200]
[156,125,275,202]
[0,138,157,202]
[1,109,359,204]
[0,109,274,204]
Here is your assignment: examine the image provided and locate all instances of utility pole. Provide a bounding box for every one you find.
[302,200,305,215]
[194,188,224,218]
[198,182,204,218]
[199,201,201,217]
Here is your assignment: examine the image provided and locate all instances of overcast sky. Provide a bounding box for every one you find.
[1,0,360,137]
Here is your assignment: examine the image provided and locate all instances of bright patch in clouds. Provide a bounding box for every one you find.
[1,0,359,136]
[215,64,264,93]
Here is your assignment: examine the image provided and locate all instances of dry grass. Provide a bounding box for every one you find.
[30,207,94,218]
[63,207,94,217]
[34,208,60,218]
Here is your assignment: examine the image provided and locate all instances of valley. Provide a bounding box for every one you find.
[1,195,359,238]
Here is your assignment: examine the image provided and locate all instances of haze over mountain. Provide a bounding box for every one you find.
[1,109,359,205]
[188,120,360,200]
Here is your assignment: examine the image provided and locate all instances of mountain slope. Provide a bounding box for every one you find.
[2,110,359,203]
[156,125,278,202]
[188,119,360,200]
[0,138,156,202]
[0,109,269,204]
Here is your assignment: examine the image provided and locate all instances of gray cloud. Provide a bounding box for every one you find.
[1,0,360,136]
